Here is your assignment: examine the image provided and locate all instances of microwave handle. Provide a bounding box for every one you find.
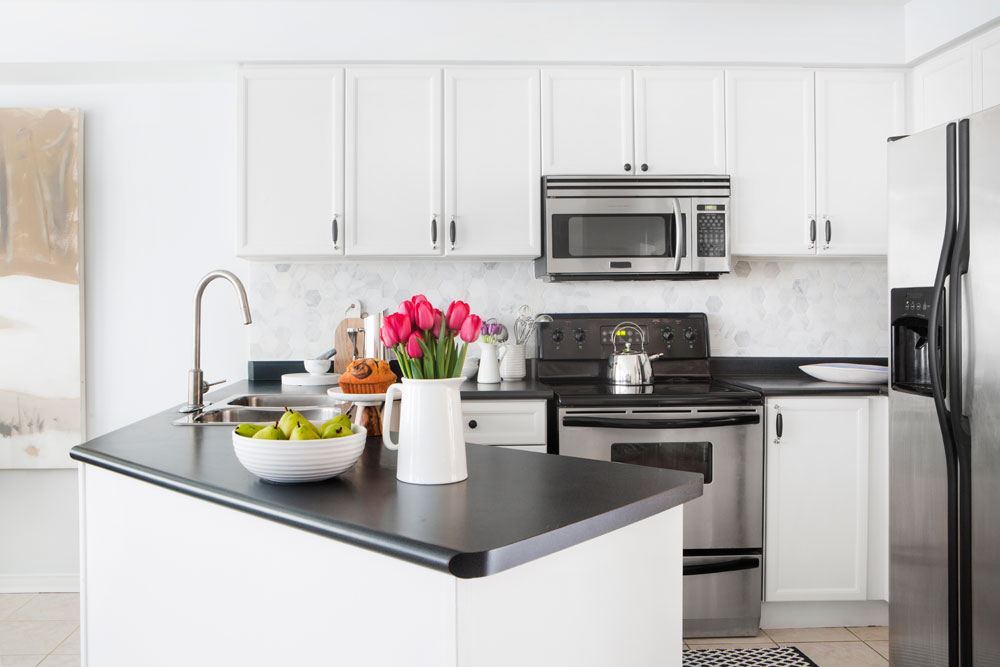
[672,198,683,272]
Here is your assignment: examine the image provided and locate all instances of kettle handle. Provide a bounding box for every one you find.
[382,383,403,450]
[611,322,646,353]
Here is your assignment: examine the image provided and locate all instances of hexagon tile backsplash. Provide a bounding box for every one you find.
[248,259,888,360]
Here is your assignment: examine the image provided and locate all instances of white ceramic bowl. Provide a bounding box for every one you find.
[232,424,367,484]
[799,363,889,385]
[303,359,332,375]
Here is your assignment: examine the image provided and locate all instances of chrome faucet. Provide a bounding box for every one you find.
[179,270,253,413]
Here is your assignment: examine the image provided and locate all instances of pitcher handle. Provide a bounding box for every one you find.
[382,384,403,450]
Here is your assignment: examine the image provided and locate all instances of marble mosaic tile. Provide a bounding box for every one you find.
[248,259,888,360]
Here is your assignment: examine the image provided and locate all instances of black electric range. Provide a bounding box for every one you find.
[535,313,763,407]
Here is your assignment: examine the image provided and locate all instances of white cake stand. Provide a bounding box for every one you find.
[327,388,389,436]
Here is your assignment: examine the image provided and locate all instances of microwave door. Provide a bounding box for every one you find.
[545,197,692,275]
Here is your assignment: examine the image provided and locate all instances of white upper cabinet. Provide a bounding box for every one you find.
[444,68,540,257]
[815,71,904,257]
[541,68,634,175]
[239,67,344,258]
[726,69,816,256]
[974,26,1000,112]
[345,68,443,256]
[910,44,974,131]
[634,69,726,175]
[765,397,870,602]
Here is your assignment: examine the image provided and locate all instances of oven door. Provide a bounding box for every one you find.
[557,406,763,550]
[544,197,692,275]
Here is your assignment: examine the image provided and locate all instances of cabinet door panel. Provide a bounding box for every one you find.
[726,70,816,256]
[765,397,869,602]
[239,68,343,258]
[974,26,1000,111]
[345,68,442,256]
[541,68,633,175]
[634,68,726,174]
[816,71,904,257]
[910,44,974,131]
[444,68,540,257]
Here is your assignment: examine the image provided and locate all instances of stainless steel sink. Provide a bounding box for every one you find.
[173,393,350,426]
[182,406,345,425]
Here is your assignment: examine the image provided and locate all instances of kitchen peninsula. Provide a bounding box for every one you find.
[70,383,702,667]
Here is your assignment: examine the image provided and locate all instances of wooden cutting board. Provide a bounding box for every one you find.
[333,317,366,373]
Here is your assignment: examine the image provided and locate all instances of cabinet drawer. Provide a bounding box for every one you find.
[461,400,547,446]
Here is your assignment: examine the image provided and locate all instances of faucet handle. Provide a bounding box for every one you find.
[202,379,226,392]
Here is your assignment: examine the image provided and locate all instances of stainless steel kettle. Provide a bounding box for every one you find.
[605,322,664,386]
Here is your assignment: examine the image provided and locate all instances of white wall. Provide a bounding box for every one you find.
[905,0,1000,62]
[0,64,247,590]
[0,0,904,65]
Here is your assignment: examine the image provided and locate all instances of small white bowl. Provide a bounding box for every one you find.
[233,424,367,484]
[799,363,889,385]
[303,359,332,375]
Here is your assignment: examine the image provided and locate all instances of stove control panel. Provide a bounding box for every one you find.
[538,313,709,360]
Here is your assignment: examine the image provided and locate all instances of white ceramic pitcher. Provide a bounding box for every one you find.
[381,376,468,485]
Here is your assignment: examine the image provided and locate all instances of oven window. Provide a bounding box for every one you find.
[610,442,713,484]
[550,214,679,259]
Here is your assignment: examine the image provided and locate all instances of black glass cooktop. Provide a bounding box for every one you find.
[550,379,762,407]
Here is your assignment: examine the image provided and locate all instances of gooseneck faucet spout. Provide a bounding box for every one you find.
[179,270,253,413]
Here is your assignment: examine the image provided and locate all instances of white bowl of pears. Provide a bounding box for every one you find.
[232,409,366,484]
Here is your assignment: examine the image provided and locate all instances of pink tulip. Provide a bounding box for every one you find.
[398,300,416,329]
[406,332,424,358]
[460,314,482,343]
[380,316,400,347]
[411,294,430,307]
[415,300,434,330]
[445,300,470,332]
[431,309,443,338]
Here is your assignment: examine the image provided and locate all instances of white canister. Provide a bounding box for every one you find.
[499,342,526,381]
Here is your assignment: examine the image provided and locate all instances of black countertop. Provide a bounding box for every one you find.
[720,375,887,396]
[70,382,701,579]
[458,378,553,400]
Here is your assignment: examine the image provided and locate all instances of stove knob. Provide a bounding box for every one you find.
[551,329,564,343]
[661,328,674,342]
[684,327,697,342]
[573,329,587,343]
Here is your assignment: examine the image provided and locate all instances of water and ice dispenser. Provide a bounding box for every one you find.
[890,287,945,396]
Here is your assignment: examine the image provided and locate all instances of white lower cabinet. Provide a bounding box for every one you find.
[461,400,547,453]
[764,396,871,602]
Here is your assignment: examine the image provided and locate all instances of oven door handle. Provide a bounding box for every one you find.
[683,557,760,577]
[561,414,760,430]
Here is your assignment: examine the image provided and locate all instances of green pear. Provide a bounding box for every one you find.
[319,415,352,434]
[320,422,353,439]
[234,423,264,438]
[290,421,320,440]
[252,423,286,440]
[278,409,318,439]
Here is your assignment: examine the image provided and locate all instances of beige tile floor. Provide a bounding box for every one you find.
[686,626,890,666]
[0,594,79,667]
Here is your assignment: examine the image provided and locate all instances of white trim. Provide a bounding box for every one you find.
[0,574,80,594]
[761,600,888,630]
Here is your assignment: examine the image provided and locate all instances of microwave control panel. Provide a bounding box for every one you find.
[696,204,727,258]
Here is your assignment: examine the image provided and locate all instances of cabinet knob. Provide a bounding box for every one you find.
[640,163,648,172]
[624,163,632,172]
[468,419,478,429]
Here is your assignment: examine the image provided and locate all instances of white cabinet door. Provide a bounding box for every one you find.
[239,67,343,258]
[867,396,889,602]
[460,400,547,446]
[444,68,541,257]
[726,70,816,256]
[345,68,443,256]
[974,26,1000,112]
[541,68,633,175]
[910,44,974,131]
[815,71,904,257]
[634,68,726,175]
[765,397,870,602]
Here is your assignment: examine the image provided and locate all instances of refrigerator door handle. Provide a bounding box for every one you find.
[950,118,972,433]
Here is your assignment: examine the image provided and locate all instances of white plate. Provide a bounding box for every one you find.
[799,363,888,385]
[281,372,341,386]
[327,388,388,404]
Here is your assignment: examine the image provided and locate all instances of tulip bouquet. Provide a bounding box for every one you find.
[379,295,482,380]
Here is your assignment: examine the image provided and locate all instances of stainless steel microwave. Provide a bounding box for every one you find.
[534,175,732,281]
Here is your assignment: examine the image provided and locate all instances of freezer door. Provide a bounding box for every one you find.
[967,105,1000,667]
[887,124,953,667]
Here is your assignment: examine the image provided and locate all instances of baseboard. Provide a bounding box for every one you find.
[0,574,80,593]
[761,600,888,629]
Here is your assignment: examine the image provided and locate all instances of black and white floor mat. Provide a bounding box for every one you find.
[682,646,819,667]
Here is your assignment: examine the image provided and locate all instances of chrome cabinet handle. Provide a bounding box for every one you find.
[331,215,339,250]
[431,215,438,249]
[449,216,456,251]
[824,218,832,249]
[809,218,816,249]
[774,406,783,444]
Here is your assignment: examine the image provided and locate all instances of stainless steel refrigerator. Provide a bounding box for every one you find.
[888,104,1000,667]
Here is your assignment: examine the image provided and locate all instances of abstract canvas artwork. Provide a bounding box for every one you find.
[0,108,84,468]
